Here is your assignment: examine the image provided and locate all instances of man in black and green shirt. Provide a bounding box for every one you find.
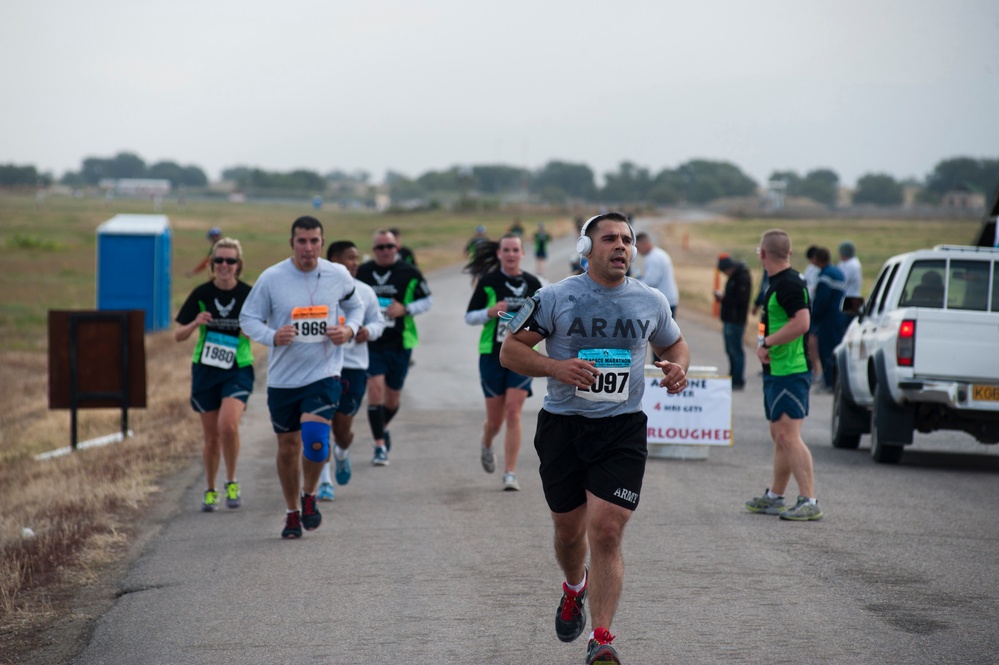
[356,229,432,466]
[745,229,824,521]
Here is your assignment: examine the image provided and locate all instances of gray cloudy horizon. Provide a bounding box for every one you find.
[2,0,997,188]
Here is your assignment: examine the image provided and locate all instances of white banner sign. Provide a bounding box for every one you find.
[642,374,732,446]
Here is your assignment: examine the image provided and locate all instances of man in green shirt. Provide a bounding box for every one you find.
[745,229,823,521]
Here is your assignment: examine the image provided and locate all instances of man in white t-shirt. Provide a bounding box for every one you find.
[837,240,862,299]
[635,232,679,317]
[316,240,387,501]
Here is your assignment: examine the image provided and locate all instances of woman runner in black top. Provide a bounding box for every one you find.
[175,237,255,512]
[464,233,542,491]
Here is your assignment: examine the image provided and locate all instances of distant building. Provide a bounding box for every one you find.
[942,183,985,211]
[901,184,920,209]
[837,186,854,208]
[99,178,172,197]
[761,179,787,211]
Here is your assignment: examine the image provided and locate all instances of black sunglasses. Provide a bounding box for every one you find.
[213,257,239,265]
[373,244,397,251]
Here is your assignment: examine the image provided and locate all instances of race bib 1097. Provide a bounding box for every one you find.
[575,348,630,402]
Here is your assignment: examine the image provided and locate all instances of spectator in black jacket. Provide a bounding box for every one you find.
[715,254,753,390]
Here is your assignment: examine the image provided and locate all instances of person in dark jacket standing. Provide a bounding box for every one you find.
[714,254,752,390]
[810,247,848,391]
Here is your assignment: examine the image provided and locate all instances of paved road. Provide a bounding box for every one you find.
[65,221,999,664]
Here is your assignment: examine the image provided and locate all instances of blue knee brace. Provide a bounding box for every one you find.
[301,421,330,463]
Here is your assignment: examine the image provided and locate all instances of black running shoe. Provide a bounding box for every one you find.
[555,568,588,643]
[282,511,302,539]
[586,627,621,664]
[301,493,322,531]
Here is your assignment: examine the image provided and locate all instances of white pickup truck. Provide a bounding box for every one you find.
[831,244,999,463]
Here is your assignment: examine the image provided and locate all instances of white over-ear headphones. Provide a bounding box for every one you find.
[575,214,638,260]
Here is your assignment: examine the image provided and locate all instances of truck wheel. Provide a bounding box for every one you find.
[831,376,863,449]
[871,385,905,464]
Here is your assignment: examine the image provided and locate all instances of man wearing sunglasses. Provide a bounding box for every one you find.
[356,229,433,466]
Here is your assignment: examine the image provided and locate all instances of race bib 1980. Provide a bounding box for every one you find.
[200,331,238,369]
[291,305,329,343]
[575,348,630,402]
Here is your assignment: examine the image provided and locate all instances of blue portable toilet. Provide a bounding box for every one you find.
[96,214,172,332]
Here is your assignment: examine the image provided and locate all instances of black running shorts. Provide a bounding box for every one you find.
[190,363,254,413]
[534,409,648,513]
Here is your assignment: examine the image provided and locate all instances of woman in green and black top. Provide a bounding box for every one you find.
[464,233,542,491]
[175,237,254,512]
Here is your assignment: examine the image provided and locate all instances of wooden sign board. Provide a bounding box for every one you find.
[48,310,147,409]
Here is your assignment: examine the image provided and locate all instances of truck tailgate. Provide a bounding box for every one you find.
[913,310,999,382]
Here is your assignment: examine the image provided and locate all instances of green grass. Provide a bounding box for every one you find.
[5,234,63,251]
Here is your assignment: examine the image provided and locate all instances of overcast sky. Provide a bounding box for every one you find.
[2,0,997,187]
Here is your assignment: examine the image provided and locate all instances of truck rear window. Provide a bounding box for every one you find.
[949,260,992,311]
[900,260,945,308]
[899,258,997,311]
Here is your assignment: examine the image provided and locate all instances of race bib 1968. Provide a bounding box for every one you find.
[291,305,329,343]
[575,348,631,402]
[200,331,238,369]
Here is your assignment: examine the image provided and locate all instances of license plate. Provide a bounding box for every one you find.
[972,385,999,401]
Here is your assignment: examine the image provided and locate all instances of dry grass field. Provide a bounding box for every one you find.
[0,193,982,660]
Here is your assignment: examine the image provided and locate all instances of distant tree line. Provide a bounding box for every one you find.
[382,158,759,207]
[3,152,996,209]
[918,157,999,204]
[0,164,51,188]
[220,166,326,194]
[768,169,840,207]
[55,152,208,188]
[377,157,998,209]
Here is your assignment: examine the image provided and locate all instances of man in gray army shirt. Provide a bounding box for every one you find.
[501,212,690,664]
